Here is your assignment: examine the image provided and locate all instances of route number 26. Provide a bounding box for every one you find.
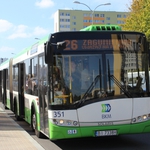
[65,40,78,50]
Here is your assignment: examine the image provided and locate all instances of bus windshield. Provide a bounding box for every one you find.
[47,31,148,107]
[49,53,147,106]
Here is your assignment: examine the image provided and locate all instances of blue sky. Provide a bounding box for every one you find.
[0,0,131,59]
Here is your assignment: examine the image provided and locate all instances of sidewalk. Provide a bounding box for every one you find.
[0,102,45,150]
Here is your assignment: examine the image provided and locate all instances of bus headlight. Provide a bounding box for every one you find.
[132,114,149,123]
[143,115,147,120]
[59,120,64,125]
[51,119,79,127]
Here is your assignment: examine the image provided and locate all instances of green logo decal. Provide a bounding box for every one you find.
[101,104,111,112]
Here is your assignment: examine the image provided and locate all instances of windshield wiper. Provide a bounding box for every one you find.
[107,59,132,98]
[109,74,132,98]
[75,75,100,107]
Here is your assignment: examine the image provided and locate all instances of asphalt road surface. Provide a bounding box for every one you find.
[5,109,150,150]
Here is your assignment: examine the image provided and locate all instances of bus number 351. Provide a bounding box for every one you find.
[53,111,65,117]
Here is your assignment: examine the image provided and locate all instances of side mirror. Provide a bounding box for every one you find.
[44,42,53,64]
[57,41,66,50]
[44,41,66,64]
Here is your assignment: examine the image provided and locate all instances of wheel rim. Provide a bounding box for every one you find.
[32,113,36,130]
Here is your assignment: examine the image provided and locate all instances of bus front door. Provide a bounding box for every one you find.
[39,55,49,135]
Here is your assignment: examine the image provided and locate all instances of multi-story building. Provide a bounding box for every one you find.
[54,9,128,32]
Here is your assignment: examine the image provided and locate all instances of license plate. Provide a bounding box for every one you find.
[95,130,117,137]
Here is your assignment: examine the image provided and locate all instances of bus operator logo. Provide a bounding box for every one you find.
[101,104,111,112]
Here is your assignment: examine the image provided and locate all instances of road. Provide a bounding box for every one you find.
[5,108,150,150]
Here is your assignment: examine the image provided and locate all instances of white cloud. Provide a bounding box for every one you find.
[0,46,14,52]
[35,0,54,8]
[15,25,28,33]
[0,19,13,32]
[7,25,49,39]
[33,26,49,36]
[8,25,31,39]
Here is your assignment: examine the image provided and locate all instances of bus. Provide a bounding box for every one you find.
[0,25,150,140]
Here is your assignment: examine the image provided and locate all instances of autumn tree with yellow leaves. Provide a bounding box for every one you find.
[122,0,150,41]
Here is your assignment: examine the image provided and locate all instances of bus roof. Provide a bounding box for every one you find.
[12,34,49,59]
[80,24,122,31]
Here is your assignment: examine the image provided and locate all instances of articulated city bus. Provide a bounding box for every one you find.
[0,24,150,140]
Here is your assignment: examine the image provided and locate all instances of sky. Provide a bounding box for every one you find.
[0,0,131,59]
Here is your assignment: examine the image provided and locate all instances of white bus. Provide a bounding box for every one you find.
[1,25,150,140]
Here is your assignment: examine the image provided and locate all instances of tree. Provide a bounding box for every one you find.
[122,0,150,41]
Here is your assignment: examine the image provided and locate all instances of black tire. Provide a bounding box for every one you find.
[14,101,21,121]
[5,105,8,109]
[31,109,36,131]
[31,106,43,138]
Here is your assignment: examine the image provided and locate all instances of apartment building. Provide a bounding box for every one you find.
[54,9,128,32]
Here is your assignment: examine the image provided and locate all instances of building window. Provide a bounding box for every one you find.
[66,25,70,28]
[94,14,99,17]
[89,14,92,17]
[117,20,122,24]
[66,19,70,22]
[100,20,104,23]
[106,17,110,20]
[72,28,76,31]
[83,26,87,28]
[124,15,127,18]
[60,12,64,16]
[66,13,70,16]
[73,22,76,25]
[60,19,64,22]
[83,20,88,22]
[100,14,105,17]
[73,16,76,19]
[117,14,121,18]
[60,25,65,28]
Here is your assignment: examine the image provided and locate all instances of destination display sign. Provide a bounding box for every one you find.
[65,39,113,50]
[63,34,143,51]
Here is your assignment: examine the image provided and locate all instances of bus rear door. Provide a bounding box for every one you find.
[2,69,7,106]
[18,63,25,118]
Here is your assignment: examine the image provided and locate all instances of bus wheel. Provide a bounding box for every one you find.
[31,107,43,138]
[14,102,21,121]
[31,111,36,131]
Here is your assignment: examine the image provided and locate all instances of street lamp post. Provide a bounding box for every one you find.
[35,38,40,40]
[73,1,111,24]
